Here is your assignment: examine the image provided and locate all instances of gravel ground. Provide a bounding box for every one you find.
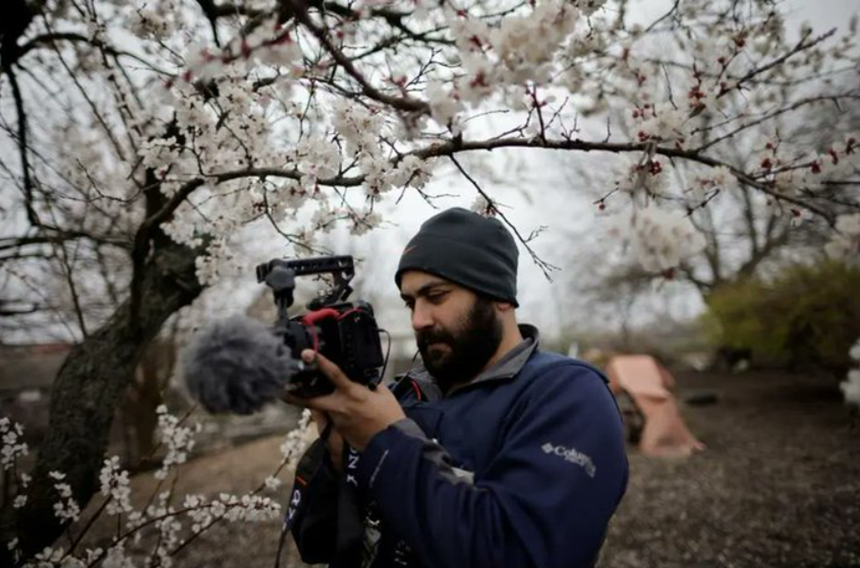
[116,370,860,568]
[601,371,860,568]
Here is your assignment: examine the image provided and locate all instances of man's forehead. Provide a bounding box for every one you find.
[399,271,455,296]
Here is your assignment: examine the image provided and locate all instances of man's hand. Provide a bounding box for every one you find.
[283,350,406,451]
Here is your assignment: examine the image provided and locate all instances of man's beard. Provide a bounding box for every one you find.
[416,297,504,392]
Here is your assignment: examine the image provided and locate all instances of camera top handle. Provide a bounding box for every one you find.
[255,256,356,317]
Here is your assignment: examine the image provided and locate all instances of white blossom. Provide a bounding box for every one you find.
[634,105,689,144]
[425,82,463,127]
[310,203,342,233]
[470,195,498,217]
[60,556,86,568]
[614,154,670,201]
[279,409,313,471]
[127,7,175,40]
[210,498,227,518]
[332,100,386,158]
[52,478,81,522]
[0,418,28,470]
[572,0,608,16]
[139,136,181,175]
[126,510,145,531]
[360,155,393,197]
[99,456,133,515]
[489,0,579,84]
[268,179,310,215]
[33,546,65,564]
[842,367,860,408]
[256,37,301,69]
[212,494,281,522]
[101,542,135,568]
[350,211,383,236]
[194,238,244,287]
[689,165,736,203]
[386,156,432,190]
[295,136,342,183]
[448,15,491,56]
[183,44,225,82]
[851,339,860,362]
[608,204,707,273]
[458,54,497,104]
[154,406,197,480]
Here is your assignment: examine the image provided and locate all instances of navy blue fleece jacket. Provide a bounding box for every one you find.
[293,326,628,568]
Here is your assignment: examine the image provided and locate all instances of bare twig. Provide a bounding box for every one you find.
[727,29,837,96]
[448,155,559,281]
[645,0,681,33]
[695,92,860,151]
[287,0,429,115]
[2,60,39,225]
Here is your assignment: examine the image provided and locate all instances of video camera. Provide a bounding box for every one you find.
[255,255,385,398]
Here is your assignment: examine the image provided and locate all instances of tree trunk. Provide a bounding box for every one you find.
[128,339,176,469]
[8,239,202,561]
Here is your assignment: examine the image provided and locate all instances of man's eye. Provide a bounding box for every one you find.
[427,292,448,303]
[404,300,415,311]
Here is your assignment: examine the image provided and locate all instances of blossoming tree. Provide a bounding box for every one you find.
[553,93,860,335]
[1,0,859,563]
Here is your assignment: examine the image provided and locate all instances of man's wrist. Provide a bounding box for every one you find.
[356,426,398,489]
[357,419,425,489]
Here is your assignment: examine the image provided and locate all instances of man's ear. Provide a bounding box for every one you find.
[495,301,515,313]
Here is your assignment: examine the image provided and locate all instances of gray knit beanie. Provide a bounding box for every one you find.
[394,208,519,306]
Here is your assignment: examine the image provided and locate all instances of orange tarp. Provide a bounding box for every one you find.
[607,355,705,457]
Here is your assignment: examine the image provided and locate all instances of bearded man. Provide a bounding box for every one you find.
[285,207,628,568]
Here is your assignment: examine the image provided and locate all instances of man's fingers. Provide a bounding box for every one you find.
[281,391,312,407]
[281,390,337,412]
[309,409,328,426]
[302,349,354,391]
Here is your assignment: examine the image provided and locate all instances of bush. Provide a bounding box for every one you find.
[703,261,860,376]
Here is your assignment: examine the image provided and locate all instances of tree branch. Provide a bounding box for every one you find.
[207,134,838,222]
[0,231,131,253]
[2,59,39,226]
[15,33,171,76]
[287,0,429,114]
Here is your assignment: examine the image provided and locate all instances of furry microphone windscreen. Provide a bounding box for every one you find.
[181,315,299,414]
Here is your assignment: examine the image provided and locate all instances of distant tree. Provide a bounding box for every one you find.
[557,71,860,328]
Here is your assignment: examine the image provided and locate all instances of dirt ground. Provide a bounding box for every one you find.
[602,371,860,568]
[121,370,860,568]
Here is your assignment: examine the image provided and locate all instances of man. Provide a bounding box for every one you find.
[285,207,628,568]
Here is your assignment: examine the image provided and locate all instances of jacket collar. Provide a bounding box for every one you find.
[406,324,540,398]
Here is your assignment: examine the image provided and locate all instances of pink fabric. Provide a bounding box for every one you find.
[607,355,705,457]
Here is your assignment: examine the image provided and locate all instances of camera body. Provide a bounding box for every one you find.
[257,256,384,398]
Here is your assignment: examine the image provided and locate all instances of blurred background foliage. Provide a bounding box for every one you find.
[703,261,860,376]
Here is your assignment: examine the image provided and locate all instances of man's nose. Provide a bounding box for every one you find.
[411,302,434,332]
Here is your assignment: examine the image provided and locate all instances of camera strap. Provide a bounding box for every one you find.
[335,443,366,563]
[275,426,329,568]
[276,426,367,568]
